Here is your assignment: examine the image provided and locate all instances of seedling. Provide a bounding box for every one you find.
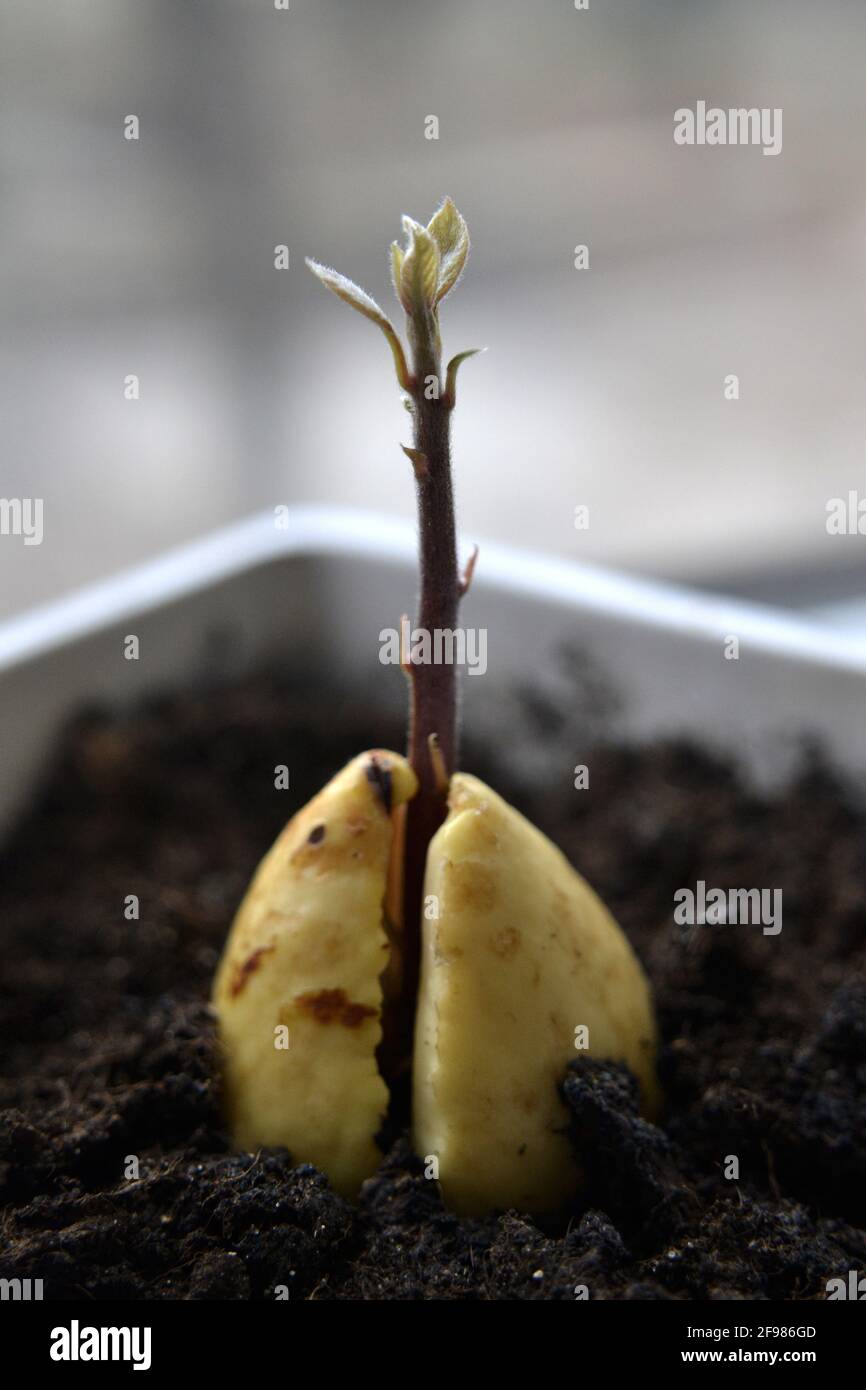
[213,201,659,1215]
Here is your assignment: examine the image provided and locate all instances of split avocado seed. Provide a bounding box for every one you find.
[212,751,659,1216]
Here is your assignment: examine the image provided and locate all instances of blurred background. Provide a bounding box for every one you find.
[2,0,866,626]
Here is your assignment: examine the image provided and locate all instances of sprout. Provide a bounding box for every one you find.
[213,202,659,1214]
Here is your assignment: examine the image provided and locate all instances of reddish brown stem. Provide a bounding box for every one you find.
[404,385,459,871]
[381,319,462,1083]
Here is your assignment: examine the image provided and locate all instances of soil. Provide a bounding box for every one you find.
[1,671,864,1300]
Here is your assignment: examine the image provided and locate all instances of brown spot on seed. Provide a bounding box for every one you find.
[230,945,275,997]
[446,861,497,912]
[295,987,377,1028]
[307,823,326,844]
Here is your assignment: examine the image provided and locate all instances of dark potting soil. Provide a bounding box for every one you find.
[1,672,865,1300]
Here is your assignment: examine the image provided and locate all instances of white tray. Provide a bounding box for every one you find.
[2,505,865,839]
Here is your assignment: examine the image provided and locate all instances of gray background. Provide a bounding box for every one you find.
[2,0,865,620]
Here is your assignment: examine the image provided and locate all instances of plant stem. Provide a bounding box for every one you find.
[381,313,461,1085]
[405,381,459,857]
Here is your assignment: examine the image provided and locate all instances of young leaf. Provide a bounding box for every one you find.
[305,259,390,326]
[390,241,408,313]
[306,257,411,390]
[400,218,440,314]
[444,347,485,407]
[427,197,469,304]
